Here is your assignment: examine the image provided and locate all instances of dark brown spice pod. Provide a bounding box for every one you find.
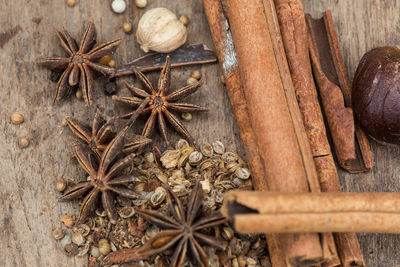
[353,46,400,144]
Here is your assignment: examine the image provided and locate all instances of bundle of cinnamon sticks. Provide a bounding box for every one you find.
[202,0,373,266]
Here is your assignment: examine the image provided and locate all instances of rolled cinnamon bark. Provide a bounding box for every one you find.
[223,191,400,233]
[224,0,327,265]
[306,11,373,173]
[273,1,363,266]
[202,1,285,266]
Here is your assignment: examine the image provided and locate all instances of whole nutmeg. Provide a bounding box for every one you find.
[353,46,400,144]
[136,8,187,53]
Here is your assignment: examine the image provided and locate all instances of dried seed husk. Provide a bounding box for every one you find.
[200,143,214,157]
[160,150,181,169]
[77,243,90,257]
[71,232,86,246]
[175,139,189,149]
[64,243,79,256]
[189,151,203,165]
[60,233,72,247]
[144,152,154,163]
[222,152,238,163]
[118,206,135,218]
[60,214,76,228]
[235,167,251,180]
[177,146,194,168]
[52,228,65,240]
[99,239,111,255]
[150,189,166,207]
[212,141,225,154]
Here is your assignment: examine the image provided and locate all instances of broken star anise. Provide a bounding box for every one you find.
[39,20,121,106]
[61,99,150,224]
[102,182,227,267]
[112,56,208,146]
[65,109,152,158]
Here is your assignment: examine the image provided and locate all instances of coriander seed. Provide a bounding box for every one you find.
[181,112,192,121]
[11,112,24,125]
[18,137,29,149]
[122,22,132,33]
[75,90,83,100]
[108,59,116,68]
[179,15,189,26]
[98,239,111,255]
[111,0,126,14]
[56,179,67,192]
[135,0,147,8]
[66,0,77,7]
[52,228,65,240]
[99,54,112,65]
[187,77,198,85]
[191,70,201,80]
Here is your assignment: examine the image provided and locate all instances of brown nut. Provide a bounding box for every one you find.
[353,46,400,144]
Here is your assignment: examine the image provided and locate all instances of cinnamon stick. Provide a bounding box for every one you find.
[223,191,400,233]
[224,0,328,265]
[272,1,364,266]
[202,1,285,266]
[306,11,373,173]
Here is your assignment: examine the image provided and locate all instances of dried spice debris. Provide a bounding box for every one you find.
[102,182,227,267]
[39,20,121,106]
[113,56,208,146]
[66,109,151,157]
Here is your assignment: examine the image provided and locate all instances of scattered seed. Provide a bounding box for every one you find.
[181,112,192,121]
[91,246,100,258]
[236,167,250,180]
[150,189,166,207]
[99,239,111,255]
[11,112,24,125]
[222,152,238,163]
[71,232,85,246]
[222,227,234,240]
[99,54,112,65]
[111,0,126,13]
[191,70,201,80]
[66,0,77,7]
[212,141,225,154]
[175,139,189,150]
[186,77,198,85]
[61,116,68,126]
[144,152,154,163]
[200,179,211,193]
[160,150,181,169]
[60,233,72,247]
[77,243,90,257]
[179,15,189,26]
[118,206,135,218]
[60,214,76,228]
[189,151,203,166]
[52,228,65,240]
[134,0,147,8]
[56,179,67,192]
[122,22,132,33]
[108,59,116,68]
[18,137,29,149]
[200,143,213,157]
[64,243,79,256]
[75,90,83,99]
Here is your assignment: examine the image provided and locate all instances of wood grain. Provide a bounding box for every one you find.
[0,0,399,266]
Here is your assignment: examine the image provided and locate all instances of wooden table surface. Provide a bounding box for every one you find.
[1,0,399,266]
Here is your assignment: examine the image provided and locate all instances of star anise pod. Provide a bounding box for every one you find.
[102,182,227,267]
[112,56,208,146]
[65,109,152,158]
[60,99,150,224]
[39,20,121,106]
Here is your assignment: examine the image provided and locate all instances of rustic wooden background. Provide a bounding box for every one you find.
[1,0,400,266]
